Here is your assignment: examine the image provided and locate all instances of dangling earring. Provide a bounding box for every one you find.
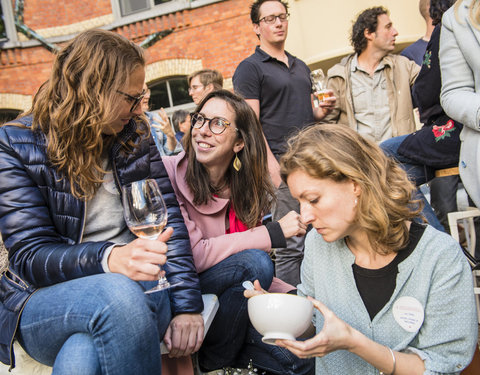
[354,198,358,206]
[233,153,242,171]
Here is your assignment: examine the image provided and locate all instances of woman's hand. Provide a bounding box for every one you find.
[276,297,354,358]
[108,227,173,281]
[243,279,268,299]
[277,297,425,374]
[278,210,307,238]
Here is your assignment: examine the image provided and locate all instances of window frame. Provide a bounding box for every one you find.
[148,76,196,117]
[110,0,223,28]
[0,0,18,45]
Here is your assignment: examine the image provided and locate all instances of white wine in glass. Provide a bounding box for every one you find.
[122,179,178,294]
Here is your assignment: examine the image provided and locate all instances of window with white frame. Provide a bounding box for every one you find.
[148,76,195,116]
[118,0,180,17]
[112,0,218,23]
[0,4,6,40]
[0,0,17,44]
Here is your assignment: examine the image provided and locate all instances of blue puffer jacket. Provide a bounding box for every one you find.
[0,116,203,367]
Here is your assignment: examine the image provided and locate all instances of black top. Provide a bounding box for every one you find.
[397,23,462,169]
[352,222,426,320]
[233,46,315,157]
[412,25,444,125]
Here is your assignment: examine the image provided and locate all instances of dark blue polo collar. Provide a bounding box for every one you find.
[254,45,296,67]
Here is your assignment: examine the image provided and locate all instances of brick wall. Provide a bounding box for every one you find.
[0,0,258,110]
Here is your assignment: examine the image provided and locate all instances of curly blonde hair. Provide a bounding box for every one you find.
[280,124,423,254]
[28,29,145,199]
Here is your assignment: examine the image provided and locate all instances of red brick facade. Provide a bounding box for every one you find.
[0,0,258,108]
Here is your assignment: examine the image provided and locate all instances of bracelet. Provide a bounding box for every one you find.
[379,347,396,375]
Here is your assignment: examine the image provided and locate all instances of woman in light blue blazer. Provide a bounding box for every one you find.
[440,0,480,207]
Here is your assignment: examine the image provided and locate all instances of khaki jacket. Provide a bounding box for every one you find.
[324,54,420,137]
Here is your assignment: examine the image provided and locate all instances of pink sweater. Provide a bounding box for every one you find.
[163,152,294,293]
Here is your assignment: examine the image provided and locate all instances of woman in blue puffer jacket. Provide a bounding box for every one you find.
[0,29,203,374]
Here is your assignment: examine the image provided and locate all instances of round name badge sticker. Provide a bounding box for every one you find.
[392,296,424,333]
[103,171,119,195]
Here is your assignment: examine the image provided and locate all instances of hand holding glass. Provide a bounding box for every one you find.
[310,69,332,104]
[122,179,179,293]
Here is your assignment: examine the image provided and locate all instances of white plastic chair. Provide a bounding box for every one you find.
[447,207,480,323]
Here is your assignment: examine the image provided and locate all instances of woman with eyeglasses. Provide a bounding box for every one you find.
[162,89,313,374]
[0,29,203,374]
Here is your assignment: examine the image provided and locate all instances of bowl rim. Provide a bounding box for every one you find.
[249,292,313,305]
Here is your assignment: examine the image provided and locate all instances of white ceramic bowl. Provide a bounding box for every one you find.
[248,293,314,345]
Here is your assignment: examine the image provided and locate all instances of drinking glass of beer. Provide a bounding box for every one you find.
[310,69,331,105]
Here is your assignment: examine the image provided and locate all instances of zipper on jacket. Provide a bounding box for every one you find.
[8,289,39,371]
[78,200,87,244]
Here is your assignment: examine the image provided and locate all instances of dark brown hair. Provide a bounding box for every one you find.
[350,6,389,55]
[250,0,289,23]
[184,90,275,228]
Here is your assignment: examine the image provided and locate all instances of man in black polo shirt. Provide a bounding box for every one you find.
[233,0,335,286]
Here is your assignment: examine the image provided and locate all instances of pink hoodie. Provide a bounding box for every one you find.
[163,152,294,293]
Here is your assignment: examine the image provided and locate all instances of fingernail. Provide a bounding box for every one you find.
[242,280,255,290]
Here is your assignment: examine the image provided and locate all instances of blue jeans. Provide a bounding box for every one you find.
[18,273,171,375]
[198,249,313,375]
[380,135,445,232]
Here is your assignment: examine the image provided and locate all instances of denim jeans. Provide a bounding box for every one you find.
[380,135,445,232]
[198,249,313,375]
[429,175,460,231]
[18,273,171,375]
[234,325,314,375]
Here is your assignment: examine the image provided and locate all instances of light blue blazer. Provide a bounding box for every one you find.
[440,0,480,207]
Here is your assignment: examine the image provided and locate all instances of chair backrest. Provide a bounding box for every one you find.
[447,207,480,324]
[448,207,480,258]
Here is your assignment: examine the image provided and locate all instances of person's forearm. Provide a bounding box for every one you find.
[165,133,177,152]
[349,328,425,375]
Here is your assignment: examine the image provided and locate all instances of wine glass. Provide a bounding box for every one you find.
[122,179,177,294]
[310,69,332,106]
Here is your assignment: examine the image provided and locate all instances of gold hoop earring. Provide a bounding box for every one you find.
[233,153,242,172]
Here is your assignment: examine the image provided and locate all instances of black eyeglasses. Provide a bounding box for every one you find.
[190,112,234,135]
[117,89,147,113]
[258,13,290,25]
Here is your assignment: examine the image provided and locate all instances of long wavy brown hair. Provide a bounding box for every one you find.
[184,90,275,228]
[27,29,145,199]
[280,124,423,254]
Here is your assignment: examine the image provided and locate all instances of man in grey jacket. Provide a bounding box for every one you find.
[325,6,420,143]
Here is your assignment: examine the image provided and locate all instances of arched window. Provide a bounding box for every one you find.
[148,76,195,116]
